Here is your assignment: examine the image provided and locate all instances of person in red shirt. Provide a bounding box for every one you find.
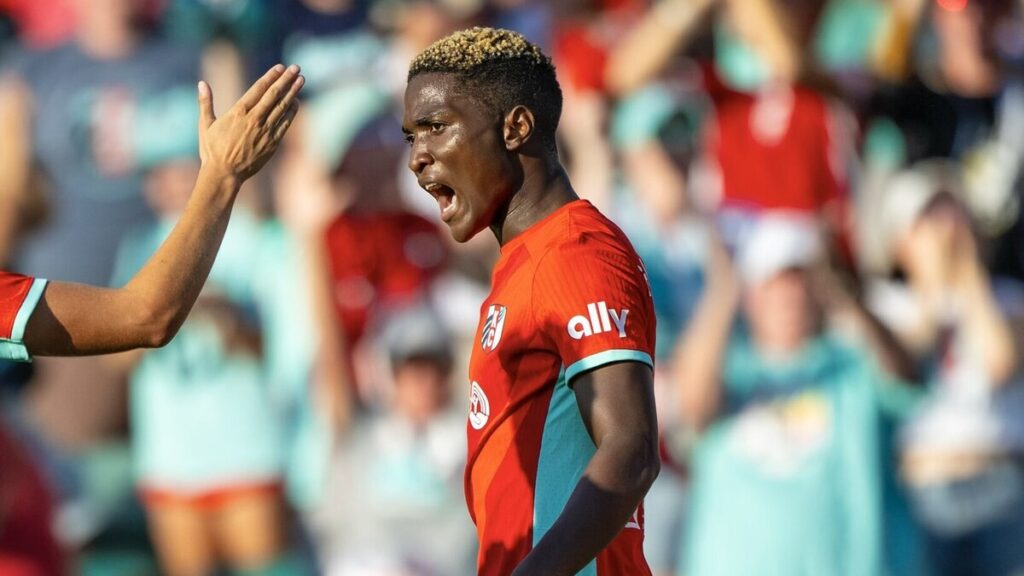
[402,27,659,576]
[0,64,303,575]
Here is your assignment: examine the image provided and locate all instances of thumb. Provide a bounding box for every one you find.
[197,80,216,130]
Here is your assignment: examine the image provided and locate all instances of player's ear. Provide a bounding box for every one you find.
[503,105,535,152]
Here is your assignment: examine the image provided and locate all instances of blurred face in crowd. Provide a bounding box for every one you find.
[404,72,522,242]
[744,268,817,354]
[71,0,145,27]
[393,356,452,428]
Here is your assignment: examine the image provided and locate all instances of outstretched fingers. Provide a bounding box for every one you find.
[266,74,305,128]
[272,100,300,143]
[252,64,301,121]
[236,64,287,112]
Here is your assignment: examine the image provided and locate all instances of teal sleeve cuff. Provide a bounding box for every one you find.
[0,278,48,362]
[565,349,654,384]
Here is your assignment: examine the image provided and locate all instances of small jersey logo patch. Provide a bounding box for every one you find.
[480,304,506,352]
[567,301,629,340]
[469,381,490,430]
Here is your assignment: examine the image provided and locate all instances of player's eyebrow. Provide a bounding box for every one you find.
[402,111,447,136]
[415,115,443,127]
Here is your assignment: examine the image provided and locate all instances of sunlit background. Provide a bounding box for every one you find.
[1,0,1024,575]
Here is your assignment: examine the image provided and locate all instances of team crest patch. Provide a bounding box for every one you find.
[480,304,506,351]
[469,381,490,430]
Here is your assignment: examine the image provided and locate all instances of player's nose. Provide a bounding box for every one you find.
[407,140,434,175]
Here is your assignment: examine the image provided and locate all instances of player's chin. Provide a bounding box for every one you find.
[446,214,481,243]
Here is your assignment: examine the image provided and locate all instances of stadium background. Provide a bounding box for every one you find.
[1,0,1024,575]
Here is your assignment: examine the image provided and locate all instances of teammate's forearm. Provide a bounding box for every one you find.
[21,65,302,357]
[121,167,241,344]
[512,434,659,576]
[23,168,240,355]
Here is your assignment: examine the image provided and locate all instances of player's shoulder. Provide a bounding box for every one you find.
[528,202,651,304]
[537,201,640,268]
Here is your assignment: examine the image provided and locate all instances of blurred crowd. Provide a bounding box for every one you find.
[0,0,1023,575]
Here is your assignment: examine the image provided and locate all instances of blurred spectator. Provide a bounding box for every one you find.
[550,0,646,213]
[110,140,298,574]
[673,215,921,576]
[0,2,1021,574]
[489,0,553,48]
[609,82,709,362]
[0,0,198,284]
[161,0,270,55]
[864,0,1024,279]
[309,305,475,576]
[324,129,448,402]
[374,0,483,97]
[605,82,710,576]
[868,162,1024,576]
[607,0,855,257]
[278,81,449,403]
[0,418,63,576]
[0,0,201,481]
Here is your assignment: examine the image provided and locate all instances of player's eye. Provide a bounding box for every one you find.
[430,122,445,134]
[403,133,414,146]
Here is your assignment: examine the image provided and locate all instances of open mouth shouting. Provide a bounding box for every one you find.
[423,181,459,223]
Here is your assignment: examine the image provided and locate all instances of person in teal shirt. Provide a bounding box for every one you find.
[672,215,922,576]
[111,113,303,576]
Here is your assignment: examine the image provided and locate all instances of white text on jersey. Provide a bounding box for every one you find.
[567,302,629,340]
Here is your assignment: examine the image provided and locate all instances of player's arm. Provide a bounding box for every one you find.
[604,0,717,95]
[21,65,304,357]
[512,361,659,576]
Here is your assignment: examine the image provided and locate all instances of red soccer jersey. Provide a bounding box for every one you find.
[466,200,656,576]
[0,271,47,362]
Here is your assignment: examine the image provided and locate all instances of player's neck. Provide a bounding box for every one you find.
[491,158,577,248]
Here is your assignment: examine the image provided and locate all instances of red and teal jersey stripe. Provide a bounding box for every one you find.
[0,271,47,362]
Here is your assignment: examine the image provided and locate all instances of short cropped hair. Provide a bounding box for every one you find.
[408,27,562,151]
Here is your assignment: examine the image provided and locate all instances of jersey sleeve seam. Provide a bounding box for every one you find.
[565,349,654,384]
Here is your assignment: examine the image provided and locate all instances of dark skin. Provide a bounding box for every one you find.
[403,72,660,576]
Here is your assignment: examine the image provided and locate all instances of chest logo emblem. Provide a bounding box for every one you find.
[480,304,507,352]
[469,381,490,430]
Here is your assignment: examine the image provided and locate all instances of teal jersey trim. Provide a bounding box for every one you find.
[0,278,48,362]
[565,349,653,383]
[533,368,598,576]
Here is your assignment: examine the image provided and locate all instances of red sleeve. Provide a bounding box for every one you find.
[0,271,34,340]
[532,240,656,384]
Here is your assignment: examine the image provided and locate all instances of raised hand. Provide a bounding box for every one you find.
[197,64,305,183]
